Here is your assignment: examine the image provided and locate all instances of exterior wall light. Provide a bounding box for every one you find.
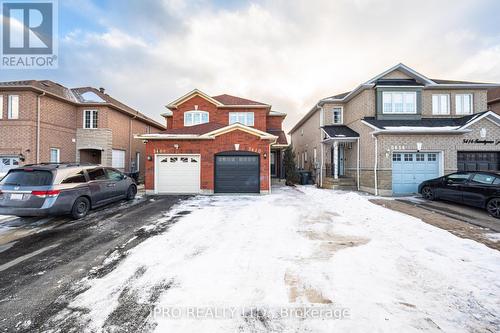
[264,153,267,159]
[174,144,179,149]
[147,156,152,161]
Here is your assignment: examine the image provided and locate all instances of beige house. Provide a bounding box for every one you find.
[290,63,500,196]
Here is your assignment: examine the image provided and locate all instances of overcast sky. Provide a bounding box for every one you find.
[2,0,500,130]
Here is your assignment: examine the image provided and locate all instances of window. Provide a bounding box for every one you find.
[50,148,60,163]
[392,153,401,161]
[445,173,471,184]
[471,173,495,185]
[304,151,308,163]
[416,153,425,161]
[135,152,140,172]
[404,153,413,161]
[106,169,124,181]
[184,111,209,126]
[332,107,343,124]
[494,178,500,185]
[112,149,125,170]
[0,95,3,119]
[84,110,98,128]
[8,95,19,119]
[432,94,450,115]
[455,94,473,115]
[229,112,254,126]
[427,153,437,162]
[382,92,416,114]
[61,171,86,184]
[1,170,53,186]
[313,148,317,164]
[87,168,107,181]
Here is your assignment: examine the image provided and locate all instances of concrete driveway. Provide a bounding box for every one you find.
[0,194,188,332]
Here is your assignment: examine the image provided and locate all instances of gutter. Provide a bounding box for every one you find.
[129,112,139,172]
[36,92,46,163]
[373,134,378,196]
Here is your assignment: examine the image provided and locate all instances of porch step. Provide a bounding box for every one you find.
[322,177,357,191]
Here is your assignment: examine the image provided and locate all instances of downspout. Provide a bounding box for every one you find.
[319,104,324,188]
[357,137,360,191]
[373,134,378,196]
[129,112,138,172]
[36,92,46,164]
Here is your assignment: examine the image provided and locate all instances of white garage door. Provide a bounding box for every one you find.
[156,155,200,194]
[0,156,20,176]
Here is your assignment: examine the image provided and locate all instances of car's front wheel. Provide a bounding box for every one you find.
[421,186,435,201]
[126,185,137,201]
[486,198,500,219]
[71,197,90,220]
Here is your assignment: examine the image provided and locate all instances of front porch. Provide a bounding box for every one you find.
[320,126,360,190]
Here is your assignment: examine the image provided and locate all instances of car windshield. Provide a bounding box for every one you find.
[1,169,53,186]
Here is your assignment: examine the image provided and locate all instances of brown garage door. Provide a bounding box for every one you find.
[457,152,499,172]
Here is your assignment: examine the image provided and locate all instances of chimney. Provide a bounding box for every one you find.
[99,87,105,94]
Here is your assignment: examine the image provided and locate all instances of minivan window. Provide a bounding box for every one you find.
[1,170,53,186]
[106,169,123,181]
[61,171,87,184]
[87,168,107,181]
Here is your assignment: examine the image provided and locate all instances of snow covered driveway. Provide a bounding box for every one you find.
[50,186,500,332]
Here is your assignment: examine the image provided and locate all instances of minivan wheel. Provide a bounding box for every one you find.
[126,185,137,201]
[71,197,90,220]
[421,186,435,201]
[486,198,500,219]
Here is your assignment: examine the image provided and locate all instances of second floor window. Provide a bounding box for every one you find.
[432,94,450,115]
[84,110,98,128]
[8,95,19,119]
[184,111,209,126]
[382,91,416,114]
[332,107,343,124]
[455,94,473,115]
[229,112,254,126]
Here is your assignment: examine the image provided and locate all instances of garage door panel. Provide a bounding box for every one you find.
[392,152,440,195]
[156,154,200,194]
[215,154,260,193]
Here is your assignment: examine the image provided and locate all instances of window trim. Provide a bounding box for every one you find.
[432,94,450,115]
[8,95,19,119]
[83,110,99,129]
[50,148,60,163]
[228,112,255,126]
[382,91,417,114]
[184,110,209,127]
[455,93,473,115]
[332,107,343,124]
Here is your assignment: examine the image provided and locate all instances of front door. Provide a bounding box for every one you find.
[338,146,345,177]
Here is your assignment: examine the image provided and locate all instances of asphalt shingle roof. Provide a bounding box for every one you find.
[362,112,488,130]
[267,129,288,145]
[212,94,268,106]
[322,125,359,138]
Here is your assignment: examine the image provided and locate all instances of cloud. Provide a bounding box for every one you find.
[2,0,500,130]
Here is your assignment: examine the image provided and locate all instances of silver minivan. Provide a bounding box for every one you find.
[0,163,137,219]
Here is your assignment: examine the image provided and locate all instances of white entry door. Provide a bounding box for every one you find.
[156,155,201,194]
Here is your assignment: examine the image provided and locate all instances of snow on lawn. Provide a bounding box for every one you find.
[51,186,500,332]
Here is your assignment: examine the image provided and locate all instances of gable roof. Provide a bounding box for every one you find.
[322,125,359,138]
[0,80,165,129]
[267,129,288,145]
[166,89,270,110]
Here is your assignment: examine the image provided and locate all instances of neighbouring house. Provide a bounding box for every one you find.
[488,87,500,114]
[0,80,165,180]
[290,63,500,196]
[135,89,288,194]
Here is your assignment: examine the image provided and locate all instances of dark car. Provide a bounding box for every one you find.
[418,171,500,218]
[0,163,137,219]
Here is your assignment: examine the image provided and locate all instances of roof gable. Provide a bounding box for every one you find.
[166,89,224,109]
[365,63,435,85]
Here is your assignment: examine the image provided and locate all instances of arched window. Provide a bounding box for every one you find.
[184,111,209,126]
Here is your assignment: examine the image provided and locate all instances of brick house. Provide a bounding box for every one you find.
[488,87,500,115]
[136,89,288,194]
[290,64,500,196]
[0,80,164,179]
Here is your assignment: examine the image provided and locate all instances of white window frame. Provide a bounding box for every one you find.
[8,95,19,119]
[313,148,317,164]
[0,95,3,119]
[184,111,209,127]
[112,149,126,170]
[228,112,255,126]
[432,94,450,115]
[50,148,60,163]
[304,151,308,163]
[135,152,140,172]
[83,110,98,129]
[455,94,473,115]
[332,107,343,124]
[382,91,417,114]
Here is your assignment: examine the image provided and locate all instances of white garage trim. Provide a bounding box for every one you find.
[154,154,201,194]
